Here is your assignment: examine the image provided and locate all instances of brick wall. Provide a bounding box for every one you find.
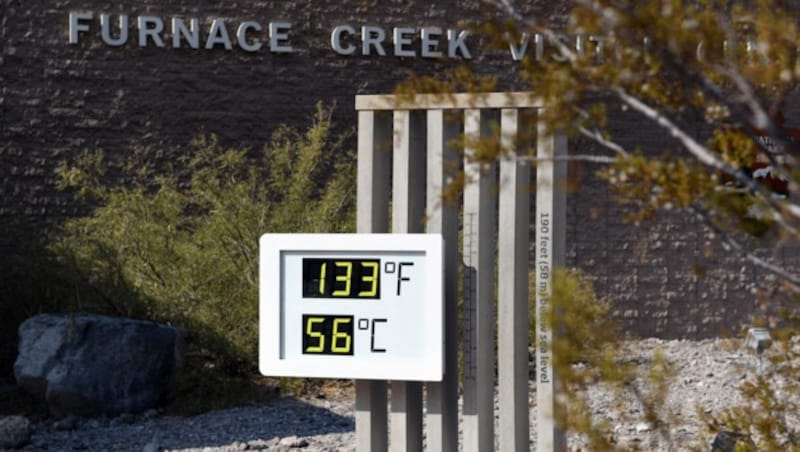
[1,0,793,339]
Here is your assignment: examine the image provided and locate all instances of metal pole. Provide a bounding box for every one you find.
[424,109,460,452]
[356,110,391,452]
[498,108,532,452]
[462,108,498,452]
[535,111,567,452]
[389,110,426,452]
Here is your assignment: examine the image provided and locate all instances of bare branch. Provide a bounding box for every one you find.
[722,66,772,131]
[614,87,800,233]
[578,125,630,157]
[486,0,800,285]
[614,88,727,170]
[484,0,579,62]
[688,205,800,293]
[511,154,617,164]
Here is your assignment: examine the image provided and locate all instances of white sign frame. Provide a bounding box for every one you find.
[259,233,444,381]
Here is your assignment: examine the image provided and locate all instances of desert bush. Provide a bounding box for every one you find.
[699,330,800,450]
[532,268,685,449]
[51,103,355,376]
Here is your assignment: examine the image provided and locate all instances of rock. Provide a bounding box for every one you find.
[279,435,310,448]
[248,438,280,448]
[14,314,181,417]
[111,413,136,426]
[53,415,80,431]
[710,430,755,451]
[142,441,160,452]
[0,415,31,449]
[86,417,109,429]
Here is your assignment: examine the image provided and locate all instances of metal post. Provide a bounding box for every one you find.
[356,110,391,452]
[424,109,460,452]
[462,108,497,452]
[535,111,567,452]
[498,108,532,452]
[389,110,426,452]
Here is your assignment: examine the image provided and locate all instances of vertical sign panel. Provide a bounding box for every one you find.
[535,114,567,452]
[498,108,533,452]
[390,110,426,452]
[356,110,391,452]
[462,109,497,452]
[425,109,460,452]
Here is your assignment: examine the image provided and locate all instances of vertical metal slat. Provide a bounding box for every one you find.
[535,110,568,452]
[389,110,426,452]
[498,108,533,452]
[424,109,460,452]
[356,110,392,452]
[462,108,498,452]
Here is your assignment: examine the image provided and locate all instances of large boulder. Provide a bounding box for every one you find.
[0,416,30,449]
[14,314,181,417]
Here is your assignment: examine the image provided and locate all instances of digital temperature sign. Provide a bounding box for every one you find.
[259,233,444,381]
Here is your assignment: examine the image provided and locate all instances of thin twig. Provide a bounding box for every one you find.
[688,205,800,292]
[511,154,616,164]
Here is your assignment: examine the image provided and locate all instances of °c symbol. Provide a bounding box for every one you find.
[371,318,388,353]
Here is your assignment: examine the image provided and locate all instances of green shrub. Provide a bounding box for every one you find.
[52,103,355,375]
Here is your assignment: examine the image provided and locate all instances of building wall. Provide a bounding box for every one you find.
[1,0,792,339]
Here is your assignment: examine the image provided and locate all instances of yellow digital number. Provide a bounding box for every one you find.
[359,261,379,297]
[305,317,325,353]
[332,261,353,297]
[318,262,327,295]
[331,317,352,353]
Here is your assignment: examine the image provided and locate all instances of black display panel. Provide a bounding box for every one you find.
[302,314,354,355]
[302,258,381,299]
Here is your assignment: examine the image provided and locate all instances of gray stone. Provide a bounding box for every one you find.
[14,314,181,417]
[141,441,160,452]
[248,438,280,449]
[0,415,31,449]
[111,413,136,426]
[279,435,309,448]
[710,431,756,452]
[53,415,79,431]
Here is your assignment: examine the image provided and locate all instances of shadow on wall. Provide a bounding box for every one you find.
[0,219,69,379]
[606,212,796,339]
[564,149,791,340]
[0,216,248,383]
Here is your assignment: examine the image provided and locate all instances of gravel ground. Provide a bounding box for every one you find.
[7,337,797,451]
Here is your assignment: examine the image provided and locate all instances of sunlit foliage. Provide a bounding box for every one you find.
[52,103,355,378]
[401,0,800,448]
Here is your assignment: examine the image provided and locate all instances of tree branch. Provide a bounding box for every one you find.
[688,205,800,292]
[614,87,800,234]
[512,154,616,164]
[577,125,630,157]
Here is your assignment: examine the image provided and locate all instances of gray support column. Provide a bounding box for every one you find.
[356,110,392,452]
[535,112,567,452]
[462,109,498,452]
[498,108,532,452]
[389,110,426,452]
[424,109,460,452]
